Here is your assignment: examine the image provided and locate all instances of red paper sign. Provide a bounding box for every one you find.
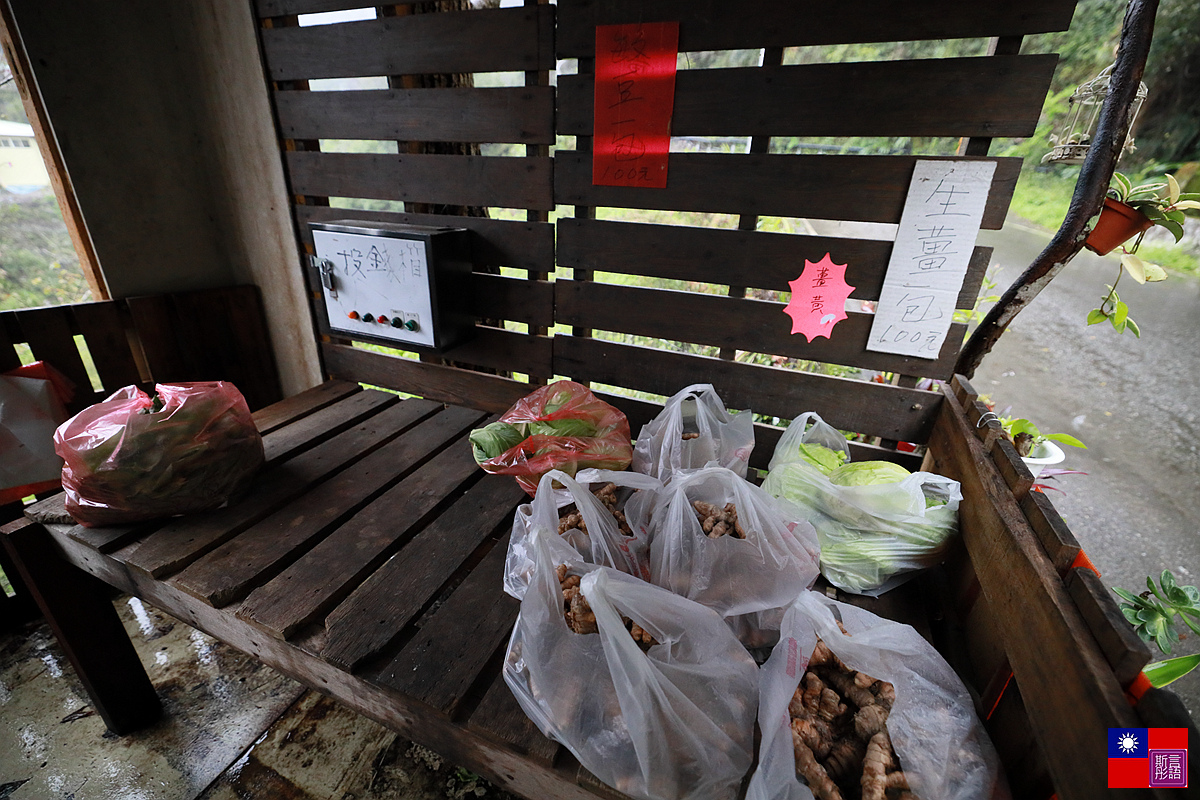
[783,254,856,343]
[592,21,679,188]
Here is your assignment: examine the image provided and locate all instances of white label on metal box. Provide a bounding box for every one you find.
[312,228,436,349]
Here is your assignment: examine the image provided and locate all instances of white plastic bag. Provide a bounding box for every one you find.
[504,532,760,800]
[747,591,1007,800]
[504,468,661,600]
[763,412,961,595]
[649,467,820,645]
[633,384,754,481]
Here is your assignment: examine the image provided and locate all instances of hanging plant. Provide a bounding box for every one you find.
[1086,173,1199,336]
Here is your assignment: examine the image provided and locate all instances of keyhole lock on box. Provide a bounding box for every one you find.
[309,220,475,353]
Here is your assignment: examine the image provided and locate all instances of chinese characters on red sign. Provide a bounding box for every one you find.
[783,254,855,343]
[592,22,679,188]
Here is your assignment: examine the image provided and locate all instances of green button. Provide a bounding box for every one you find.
[404,319,419,331]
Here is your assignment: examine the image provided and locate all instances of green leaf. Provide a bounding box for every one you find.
[1178,192,1200,201]
[1144,654,1200,688]
[1173,200,1200,211]
[1159,218,1185,243]
[1113,172,1132,199]
[1126,318,1141,338]
[1168,174,1181,205]
[1121,253,1147,284]
[1114,586,1143,605]
[1044,432,1086,448]
[1111,315,1126,334]
[1087,308,1108,325]
[1143,263,1167,282]
[1165,208,1187,224]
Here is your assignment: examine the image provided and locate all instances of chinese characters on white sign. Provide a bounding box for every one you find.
[867,160,997,359]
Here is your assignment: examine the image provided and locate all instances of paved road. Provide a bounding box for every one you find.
[974,219,1200,715]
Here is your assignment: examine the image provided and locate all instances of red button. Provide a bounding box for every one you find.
[378,315,390,324]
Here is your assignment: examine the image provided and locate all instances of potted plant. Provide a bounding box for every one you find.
[1085,172,1198,256]
[999,416,1086,478]
[1114,570,1200,689]
[1085,172,1199,336]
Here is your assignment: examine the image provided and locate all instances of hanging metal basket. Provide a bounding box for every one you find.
[1042,64,1148,165]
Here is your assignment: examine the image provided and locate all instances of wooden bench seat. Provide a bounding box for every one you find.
[3,381,620,800]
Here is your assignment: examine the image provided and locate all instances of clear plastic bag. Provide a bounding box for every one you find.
[470,380,633,496]
[633,384,754,481]
[53,382,264,527]
[504,468,661,600]
[504,529,759,800]
[763,412,961,595]
[649,467,820,646]
[0,362,74,504]
[747,591,1007,800]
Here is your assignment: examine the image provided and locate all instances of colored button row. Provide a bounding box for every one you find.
[346,311,419,331]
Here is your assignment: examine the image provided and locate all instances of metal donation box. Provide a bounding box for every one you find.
[309,220,474,353]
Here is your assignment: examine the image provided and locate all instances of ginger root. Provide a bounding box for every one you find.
[692,499,747,539]
[789,637,917,800]
[558,483,634,538]
[556,564,657,650]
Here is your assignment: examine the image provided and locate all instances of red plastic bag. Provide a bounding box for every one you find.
[53,382,264,527]
[470,381,632,496]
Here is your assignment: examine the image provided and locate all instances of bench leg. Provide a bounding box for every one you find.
[1,519,161,734]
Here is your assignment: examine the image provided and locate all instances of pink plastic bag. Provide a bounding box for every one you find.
[53,382,264,527]
[471,381,632,496]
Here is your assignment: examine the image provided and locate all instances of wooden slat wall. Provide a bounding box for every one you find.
[0,287,282,413]
[555,0,1078,55]
[551,0,1065,445]
[256,1,557,393]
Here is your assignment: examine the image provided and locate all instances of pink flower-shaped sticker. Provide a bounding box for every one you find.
[783,253,855,343]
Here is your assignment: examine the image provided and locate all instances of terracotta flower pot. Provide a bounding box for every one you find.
[1084,197,1154,255]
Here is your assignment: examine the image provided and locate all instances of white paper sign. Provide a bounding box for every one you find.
[867,159,997,359]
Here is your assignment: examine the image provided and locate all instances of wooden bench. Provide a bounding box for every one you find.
[4,1,1198,798]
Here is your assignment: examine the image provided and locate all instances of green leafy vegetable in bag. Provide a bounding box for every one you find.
[470,421,527,464]
[794,443,847,475]
[827,460,911,487]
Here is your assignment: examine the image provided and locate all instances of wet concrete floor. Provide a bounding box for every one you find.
[0,596,515,800]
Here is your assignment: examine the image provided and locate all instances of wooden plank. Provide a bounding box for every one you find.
[11,306,91,399]
[1020,489,1082,577]
[439,328,553,376]
[257,384,394,464]
[67,520,162,554]
[287,151,553,211]
[555,152,1020,230]
[321,474,525,671]
[238,440,488,639]
[555,281,965,380]
[69,301,143,393]
[374,532,517,716]
[554,336,941,442]
[467,672,560,766]
[123,395,433,579]
[1065,566,1151,687]
[322,342,536,413]
[471,274,555,328]
[556,0,1078,56]
[559,55,1057,139]
[923,386,1138,800]
[991,436,1034,499]
[295,206,554,273]
[126,287,283,412]
[169,405,487,607]
[261,6,554,81]
[274,86,555,144]
[556,218,991,309]
[250,379,361,435]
